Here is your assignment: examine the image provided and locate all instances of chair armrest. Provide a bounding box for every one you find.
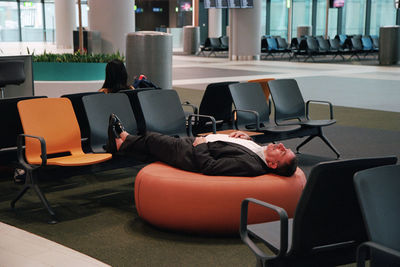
[357,241,400,267]
[306,100,334,120]
[240,198,289,261]
[187,114,217,136]
[17,134,47,168]
[232,109,261,131]
[182,101,199,115]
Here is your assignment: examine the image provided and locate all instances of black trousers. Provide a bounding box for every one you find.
[118,132,198,172]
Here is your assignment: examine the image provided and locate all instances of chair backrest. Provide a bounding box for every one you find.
[361,36,373,50]
[267,37,278,50]
[61,91,103,140]
[0,96,46,149]
[219,36,229,48]
[229,82,271,129]
[209,37,222,48]
[318,38,331,51]
[276,36,288,49]
[306,37,319,52]
[351,37,363,50]
[290,156,398,255]
[119,88,157,134]
[268,79,306,123]
[82,93,138,153]
[18,98,83,164]
[354,164,400,251]
[248,78,275,101]
[329,38,342,50]
[339,34,347,44]
[198,81,238,126]
[0,60,25,87]
[371,35,379,48]
[137,89,187,137]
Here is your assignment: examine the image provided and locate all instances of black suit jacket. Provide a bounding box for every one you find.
[120,132,272,177]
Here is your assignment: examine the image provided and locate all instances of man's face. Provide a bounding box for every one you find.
[265,143,295,169]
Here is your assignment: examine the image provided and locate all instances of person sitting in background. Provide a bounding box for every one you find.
[99,59,134,93]
[106,114,298,177]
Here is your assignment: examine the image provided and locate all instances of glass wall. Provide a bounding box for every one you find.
[370,0,397,36]
[20,1,44,41]
[270,0,288,37]
[292,0,313,38]
[315,0,338,38]
[342,0,366,35]
[0,1,19,41]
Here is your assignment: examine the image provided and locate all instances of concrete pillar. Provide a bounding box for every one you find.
[88,0,135,55]
[55,0,75,49]
[126,31,173,89]
[208,9,222,38]
[229,0,262,60]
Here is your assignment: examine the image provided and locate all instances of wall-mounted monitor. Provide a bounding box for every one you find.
[228,0,241,8]
[215,0,228,8]
[240,0,253,8]
[330,0,345,8]
[204,0,216,8]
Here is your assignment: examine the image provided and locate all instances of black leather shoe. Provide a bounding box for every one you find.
[110,113,125,138]
[105,114,125,153]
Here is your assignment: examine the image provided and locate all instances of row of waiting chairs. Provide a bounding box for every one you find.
[4,88,222,222]
[4,78,340,222]
[197,36,229,57]
[261,34,379,62]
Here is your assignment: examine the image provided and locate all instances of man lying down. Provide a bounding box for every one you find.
[106,114,298,177]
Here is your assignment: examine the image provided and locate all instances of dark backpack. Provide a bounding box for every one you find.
[132,75,160,89]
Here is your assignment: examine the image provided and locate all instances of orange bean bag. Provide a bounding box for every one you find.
[134,162,306,235]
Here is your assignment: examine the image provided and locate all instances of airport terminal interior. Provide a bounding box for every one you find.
[0,0,400,266]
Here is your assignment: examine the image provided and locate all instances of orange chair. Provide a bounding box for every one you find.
[12,98,112,223]
[248,78,275,101]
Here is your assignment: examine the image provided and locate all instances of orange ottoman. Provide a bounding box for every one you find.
[134,162,306,235]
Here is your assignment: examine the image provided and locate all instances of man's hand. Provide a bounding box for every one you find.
[229,131,252,140]
[193,137,207,147]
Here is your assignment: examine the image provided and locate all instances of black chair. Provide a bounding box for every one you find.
[136,89,216,137]
[229,82,300,142]
[82,93,138,153]
[198,38,212,56]
[241,156,398,267]
[185,81,238,135]
[329,38,346,60]
[268,79,340,158]
[208,37,225,57]
[276,36,292,59]
[61,91,103,152]
[0,96,47,163]
[219,36,229,50]
[350,36,364,60]
[304,37,327,62]
[119,88,157,134]
[354,164,400,267]
[0,60,25,98]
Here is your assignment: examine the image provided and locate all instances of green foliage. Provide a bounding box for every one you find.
[32,50,125,63]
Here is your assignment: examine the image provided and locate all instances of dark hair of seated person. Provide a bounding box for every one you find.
[99,59,133,93]
[274,156,298,177]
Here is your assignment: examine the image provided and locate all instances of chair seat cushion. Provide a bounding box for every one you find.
[134,162,306,234]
